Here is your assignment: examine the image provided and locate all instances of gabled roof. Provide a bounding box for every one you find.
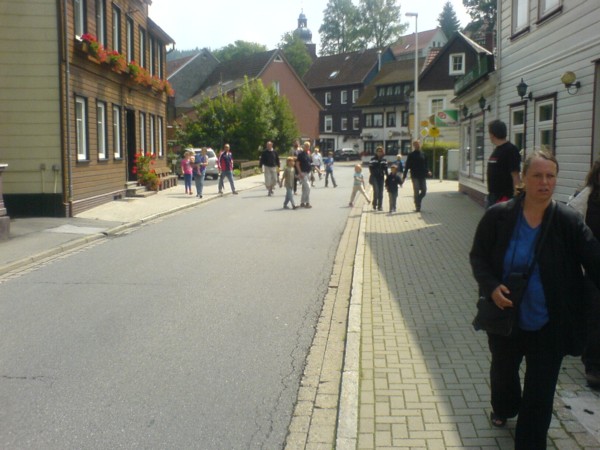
[419,31,492,82]
[201,50,279,90]
[302,48,386,89]
[354,58,425,107]
[391,28,442,58]
[148,18,175,45]
[167,53,202,79]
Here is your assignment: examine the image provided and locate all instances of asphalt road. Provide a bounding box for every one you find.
[0,164,356,449]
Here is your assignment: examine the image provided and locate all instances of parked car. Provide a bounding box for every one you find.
[334,148,361,161]
[176,148,219,180]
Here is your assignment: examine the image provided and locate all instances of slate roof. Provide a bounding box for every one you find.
[167,54,199,78]
[353,58,425,107]
[302,48,384,89]
[201,50,278,89]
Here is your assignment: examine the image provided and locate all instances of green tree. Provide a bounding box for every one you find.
[212,40,267,63]
[358,0,407,49]
[279,33,313,77]
[268,88,300,153]
[319,0,362,56]
[462,0,496,34]
[438,1,461,39]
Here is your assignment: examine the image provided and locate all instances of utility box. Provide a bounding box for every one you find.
[447,149,459,180]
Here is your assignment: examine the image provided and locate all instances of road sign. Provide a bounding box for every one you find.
[420,120,430,127]
[420,128,429,138]
[434,110,459,127]
[429,126,440,138]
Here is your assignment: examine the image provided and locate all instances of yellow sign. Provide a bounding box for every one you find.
[429,126,440,138]
[420,120,429,127]
[420,128,429,137]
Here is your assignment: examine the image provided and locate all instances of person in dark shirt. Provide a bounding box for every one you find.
[385,165,403,213]
[259,141,280,196]
[403,141,430,212]
[369,146,388,211]
[567,159,600,389]
[487,120,521,208]
[295,141,313,208]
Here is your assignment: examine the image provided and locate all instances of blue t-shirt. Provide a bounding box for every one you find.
[503,211,549,330]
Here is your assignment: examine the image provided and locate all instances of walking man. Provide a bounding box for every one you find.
[403,141,430,212]
[218,143,238,195]
[259,141,280,196]
[486,119,521,208]
[369,146,388,211]
[295,141,313,208]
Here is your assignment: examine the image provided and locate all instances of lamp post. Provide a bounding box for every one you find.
[406,12,418,141]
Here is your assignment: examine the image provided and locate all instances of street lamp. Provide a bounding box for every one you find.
[406,12,418,141]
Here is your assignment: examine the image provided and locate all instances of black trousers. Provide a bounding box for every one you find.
[583,276,600,372]
[488,325,563,450]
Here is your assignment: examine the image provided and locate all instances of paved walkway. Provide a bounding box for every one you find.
[349,181,600,449]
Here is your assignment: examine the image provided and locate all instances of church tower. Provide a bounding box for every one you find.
[293,10,316,58]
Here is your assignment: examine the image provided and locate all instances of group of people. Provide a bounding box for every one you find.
[470,119,600,449]
[181,144,238,198]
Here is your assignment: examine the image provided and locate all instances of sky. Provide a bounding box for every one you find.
[148,0,472,53]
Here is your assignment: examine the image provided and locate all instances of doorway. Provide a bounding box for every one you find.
[126,109,136,182]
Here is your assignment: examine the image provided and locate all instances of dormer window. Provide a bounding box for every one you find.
[329,70,339,79]
[449,53,465,75]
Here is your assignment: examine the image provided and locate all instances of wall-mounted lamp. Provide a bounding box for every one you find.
[516,78,533,101]
[561,71,581,95]
[462,105,470,119]
[478,95,491,112]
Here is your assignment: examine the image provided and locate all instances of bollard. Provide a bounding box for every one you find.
[439,156,444,182]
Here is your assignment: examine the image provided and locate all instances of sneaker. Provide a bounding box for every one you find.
[218,191,223,195]
[232,191,238,195]
[300,203,306,207]
[292,205,298,209]
[377,207,382,211]
[304,203,312,208]
[283,205,290,209]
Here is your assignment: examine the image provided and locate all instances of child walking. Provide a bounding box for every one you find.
[323,151,337,188]
[181,151,194,195]
[349,164,370,207]
[385,164,403,212]
[280,157,297,209]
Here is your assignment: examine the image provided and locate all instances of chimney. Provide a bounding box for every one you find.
[377,49,382,71]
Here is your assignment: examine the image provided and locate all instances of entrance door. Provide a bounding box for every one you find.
[126,109,136,181]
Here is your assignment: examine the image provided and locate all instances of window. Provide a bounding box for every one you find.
[325,92,331,105]
[401,111,409,127]
[341,90,348,104]
[126,17,133,62]
[97,101,107,160]
[353,116,360,130]
[461,124,471,173]
[157,117,164,157]
[139,28,146,68]
[149,115,156,155]
[373,113,383,127]
[365,114,372,127]
[75,96,88,161]
[341,117,348,130]
[96,0,106,46]
[473,119,485,177]
[449,53,465,75]
[74,0,86,38]
[386,86,393,96]
[113,105,122,159]
[536,99,555,152]
[139,112,146,151]
[352,89,359,103]
[386,112,396,127]
[540,0,561,17]
[157,40,164,78]
[272,81,280,94]
[112,5,121,52]
[324,115,332,132]
[430,98,444,115]
[510,106,525,158]
[513,0,529,34]
[149,36,155,75]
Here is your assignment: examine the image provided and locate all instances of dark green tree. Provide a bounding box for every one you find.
[358,0,407,49]
[278,32,313,77]
[212,40,267,63]
[319,0,362,56]
[438,1,461,39]
[462,0,496,35]
[268,88,300,154]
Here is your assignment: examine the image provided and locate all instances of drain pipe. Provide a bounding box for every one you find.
[63,0,73,216]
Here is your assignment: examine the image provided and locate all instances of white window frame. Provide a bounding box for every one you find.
[386,112,396,127]
[449,53,465,75]
[341,90,348,104]
[535,99,555,153]
[325,92,332,105]
[513,0,529,34]
[341,117,348,130]
[112,5,121,52]
[139,112,146,152]
[510,105,525,158]
[353,116,360,130]
[126,17,133,62]
[272,81,280,95]
[113,105,122,159]
[158,117,164,157]
[539,0,561,17]
[149,115,156,155]
[96,0,106,46]
[352,89,359,103]
[75,96,88,161]
[139,28,146,68]
[74,0,85,38]
[430,98,445,115]
[97,101,107,160]
[149,36,155,76]
[373,113,383,127]
[324,115,332,132]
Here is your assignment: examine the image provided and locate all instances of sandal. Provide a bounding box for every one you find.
[490,412,507,428]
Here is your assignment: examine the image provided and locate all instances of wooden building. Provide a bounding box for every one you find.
[0,0,174,217]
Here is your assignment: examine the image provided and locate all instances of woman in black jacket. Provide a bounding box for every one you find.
[470,150,600,449]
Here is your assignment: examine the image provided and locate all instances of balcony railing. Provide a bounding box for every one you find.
[454,55,495,95]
